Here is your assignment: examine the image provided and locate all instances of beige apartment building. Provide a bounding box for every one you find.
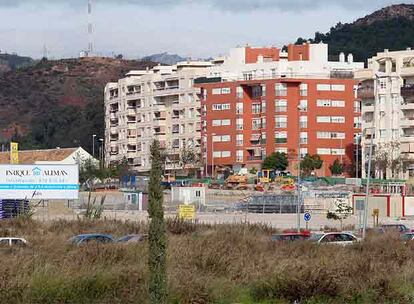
[104,62,211,173]
[355,48,414,179]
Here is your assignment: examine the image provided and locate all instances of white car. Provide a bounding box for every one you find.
[0,237,28,247]
[309,232,359,246]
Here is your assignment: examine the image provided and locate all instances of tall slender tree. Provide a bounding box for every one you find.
[148,140,167,303]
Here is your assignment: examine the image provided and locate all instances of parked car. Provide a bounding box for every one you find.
[381,224,410,234]
[401,233,414,242]
[272,232,310,242]
[68,234,114,245]
[116,234,147,244]
[0,237,28,247]
[309,232,359,245]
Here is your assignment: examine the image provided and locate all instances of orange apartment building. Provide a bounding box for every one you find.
[195,44,363,177]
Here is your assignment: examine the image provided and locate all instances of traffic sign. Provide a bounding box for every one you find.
[304,212,311,222]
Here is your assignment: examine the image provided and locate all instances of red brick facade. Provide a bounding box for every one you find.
[197,78,360,177]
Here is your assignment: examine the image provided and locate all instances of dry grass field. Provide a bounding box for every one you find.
[0,218,414,303]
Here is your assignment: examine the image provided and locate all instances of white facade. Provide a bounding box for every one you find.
[104,62,212,172]
[355,48,414,179]
[207,44,363,81]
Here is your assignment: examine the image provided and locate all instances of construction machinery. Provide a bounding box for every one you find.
[257,169,275,184]
[224,175,248,190]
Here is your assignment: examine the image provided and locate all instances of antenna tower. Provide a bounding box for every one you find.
[88,0,93,55]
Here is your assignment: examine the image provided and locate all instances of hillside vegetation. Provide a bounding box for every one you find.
[0,57,155,152]
[1,218,414,303]
[295,4,414,63]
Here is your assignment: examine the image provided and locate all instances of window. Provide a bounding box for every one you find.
[212,103,231,111]
[236,134,243,146]
[379,129,387,138]
[252,86,262,99]
[392,129,400,138]
[236,103,243,114]
[317,84,331,91]
[261,117,266,129]
[300,83,308,96]
[212,119,231,126]
[354,117,362,128]
[317,148,331,155]
[212,87,231,95]
[354,100,361,112]
[275,99,287,112]
[212,88,221,95]
[331,84,345,91]
[236,118,243,130]
[236,150,243,162]
[317,116,331,123]
[213,151,231,158]
[195,190,201,197]
[275,83,287,96]
[221,88,231,94]
[300,100,308,112]
[331,100,345,107]
[236,86,243,99]
[317,132,331,139]
[261,101,266,113]
[213,135,231,142]
[276,148,288,153]
[275,131,288,143]
[331,149,345,155]
[300,148,308,157]
[317,84,345,91]
[252,118,262,130]
[331,116,345,123]
[275,115,287,128]
[300,132,308,144]
[317,99,331,107]
[331,132,345,139]
[379,79,387,89]
[300,116,308,128]
[252,103,261,114]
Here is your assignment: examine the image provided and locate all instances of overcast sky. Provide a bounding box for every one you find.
[0,0,411,59]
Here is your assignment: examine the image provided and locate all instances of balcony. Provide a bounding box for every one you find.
[127,109,136,116]
[109,112,117,119]
[110,122,119,128]
[401,136,414,143]
[247,156,263,161]
[363,105,374,113]
[110,136,119,142]
[401,118,414,128]
[401,103,414,110]
[401,85,414,102]
[358,87,375,99]
[110,150,119,156]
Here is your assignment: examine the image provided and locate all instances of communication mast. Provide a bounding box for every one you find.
[87,0,94,55]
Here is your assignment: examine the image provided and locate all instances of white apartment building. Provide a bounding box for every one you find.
[104,62,211,173]
[206,43,364,81]
[355,48,414,179]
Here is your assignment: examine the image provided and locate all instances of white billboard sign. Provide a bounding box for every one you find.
[0,165,79,200]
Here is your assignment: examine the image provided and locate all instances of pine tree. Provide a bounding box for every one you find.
[148,140,167,303]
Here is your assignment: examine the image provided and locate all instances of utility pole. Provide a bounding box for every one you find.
[92,134,96,157]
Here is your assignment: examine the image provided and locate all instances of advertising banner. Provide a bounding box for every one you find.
[0,165,79,200]
[10,142,18,164]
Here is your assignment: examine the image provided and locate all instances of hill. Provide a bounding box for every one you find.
[0,53,35,74]
[295,4,414,63]
[142,52,187,65]
[0,57,155,153]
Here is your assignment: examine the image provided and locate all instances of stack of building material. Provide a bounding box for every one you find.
[0,200,29,219]
[236,194,304,214]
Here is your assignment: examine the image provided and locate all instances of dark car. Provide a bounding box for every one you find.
[381,224,410,234]
[68,234,114,245]
[116,234,147,243]
[271,232,310,242]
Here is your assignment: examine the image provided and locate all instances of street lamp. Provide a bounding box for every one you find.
[362,74,379,239]
[297,104,305,233]
[92,134,97,157]
[99,138,104,168]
